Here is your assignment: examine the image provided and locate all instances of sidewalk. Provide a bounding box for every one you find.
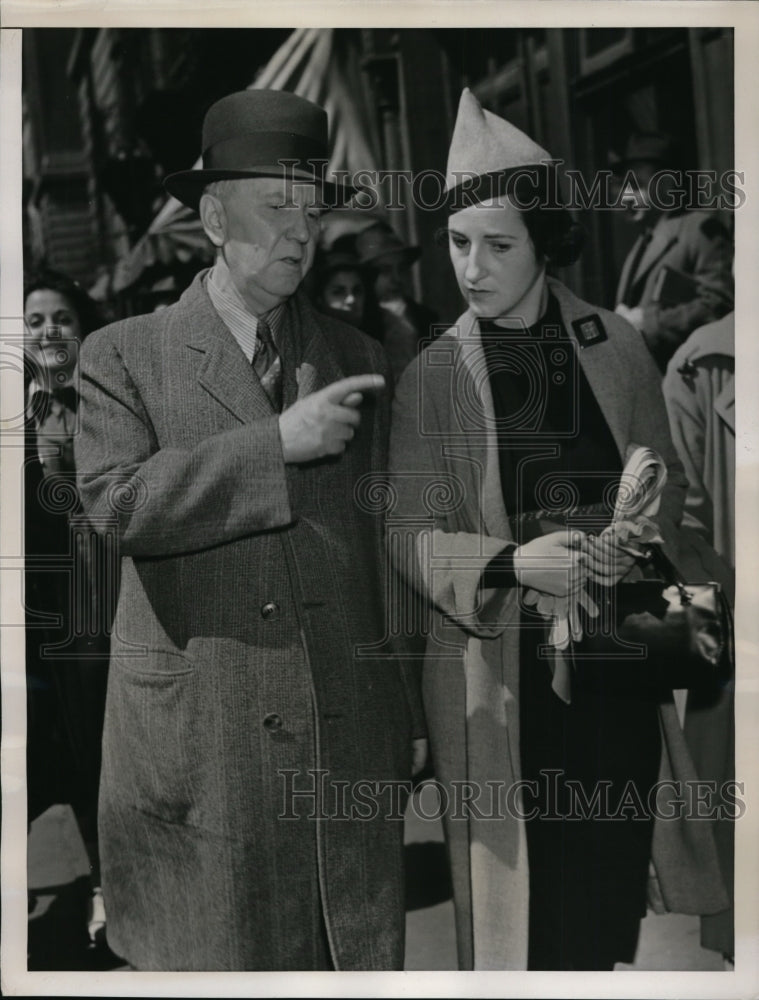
[27,797,724,972]
[403,786,725,971]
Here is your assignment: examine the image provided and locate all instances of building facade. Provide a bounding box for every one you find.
[22,27,734,323]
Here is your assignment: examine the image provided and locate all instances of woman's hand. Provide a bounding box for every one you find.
[513,530,588,597]
[580,531,637,586]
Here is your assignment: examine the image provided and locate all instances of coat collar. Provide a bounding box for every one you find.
[714,384,735,434]
[621,212,683,299]
[172,271,344,423]
[679,313,735,433]
[633,212,683,282]
[448,277,629,539]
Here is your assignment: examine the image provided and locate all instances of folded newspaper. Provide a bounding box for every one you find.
[522,445,668,649]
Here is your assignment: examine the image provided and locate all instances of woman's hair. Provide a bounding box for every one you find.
[437,205,584,268]
[521,205,585,268]
[24,268,103,338]
[442,167,586,268]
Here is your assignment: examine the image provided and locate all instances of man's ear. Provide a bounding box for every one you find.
[199,192,227,248]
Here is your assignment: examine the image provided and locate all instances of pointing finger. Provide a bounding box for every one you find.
[341,392,363,408]
[322,374,385,404]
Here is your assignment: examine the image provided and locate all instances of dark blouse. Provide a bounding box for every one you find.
[481,294,622,586]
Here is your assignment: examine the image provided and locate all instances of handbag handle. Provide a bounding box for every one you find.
[639,544,693,605]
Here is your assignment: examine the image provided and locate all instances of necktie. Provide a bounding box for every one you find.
[28,386,78,474]
[29,385,79,420]
[252,317,283,412]
[620,228,653,307]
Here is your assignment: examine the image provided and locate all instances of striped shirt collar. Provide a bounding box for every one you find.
[206,257,285,363]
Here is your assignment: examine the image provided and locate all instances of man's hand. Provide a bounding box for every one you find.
[513,530,588,597]
[278,374,385,464]
[412,738,429,778]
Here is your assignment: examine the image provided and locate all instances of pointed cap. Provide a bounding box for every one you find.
[446,88,554,194]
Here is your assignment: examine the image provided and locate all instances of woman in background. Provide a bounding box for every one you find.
[24,269,111,946]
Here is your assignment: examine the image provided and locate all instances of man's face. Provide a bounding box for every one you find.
[615,162,659,224]
[212,177,324,313]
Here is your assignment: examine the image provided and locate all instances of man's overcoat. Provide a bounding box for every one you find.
[615,210,733,369]
[75,273,421,971]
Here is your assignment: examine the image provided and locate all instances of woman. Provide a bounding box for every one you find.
[312,247,370,330]
[389,90,728,970]
[24,269,111,946]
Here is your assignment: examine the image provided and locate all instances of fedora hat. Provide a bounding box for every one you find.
[355,224,421,268]
[610,131,681,173]
[164,89,357,211]
[445,88,557,209]
[314,248,364,280]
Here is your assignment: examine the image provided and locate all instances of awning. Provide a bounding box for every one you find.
[112,28,381,294]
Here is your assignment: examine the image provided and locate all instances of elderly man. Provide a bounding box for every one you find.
[74,89,425,972]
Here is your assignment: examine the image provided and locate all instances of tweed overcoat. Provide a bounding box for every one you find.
[74,272,422,971]
[388,277,729,970]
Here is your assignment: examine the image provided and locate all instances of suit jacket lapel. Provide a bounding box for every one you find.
[714,382,735,434]
[288,288,345,400]
[615,232,644,303]
[177,273,276,422]
[629,214,681,291]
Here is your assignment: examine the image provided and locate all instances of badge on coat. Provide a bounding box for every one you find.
[572,314,608,348]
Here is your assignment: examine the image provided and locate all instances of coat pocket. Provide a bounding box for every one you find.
[112,646,196,681]
[103,651,211,828]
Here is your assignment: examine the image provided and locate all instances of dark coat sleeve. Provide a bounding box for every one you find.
[74,332,293,558]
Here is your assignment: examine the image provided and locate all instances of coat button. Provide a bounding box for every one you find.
[263,713,283,732]
[261,601,279,619]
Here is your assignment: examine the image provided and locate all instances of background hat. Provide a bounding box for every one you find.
[445,88,554,195]
[164,89,356,211]
[610,131,681,173]
[355,223,422,268]
[314,248,364,279]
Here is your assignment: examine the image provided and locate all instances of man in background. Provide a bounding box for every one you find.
[612,131,733,370]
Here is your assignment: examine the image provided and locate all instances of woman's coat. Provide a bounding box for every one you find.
[389,277,729,969]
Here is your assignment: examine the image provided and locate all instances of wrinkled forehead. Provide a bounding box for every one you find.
[240,175,326,208]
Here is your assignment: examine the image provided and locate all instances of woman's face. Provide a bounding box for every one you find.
[447,197,546,324]
[321,269,366,327]
[24,288,82,384]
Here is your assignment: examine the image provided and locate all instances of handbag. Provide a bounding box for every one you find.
[572,545,734,691]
